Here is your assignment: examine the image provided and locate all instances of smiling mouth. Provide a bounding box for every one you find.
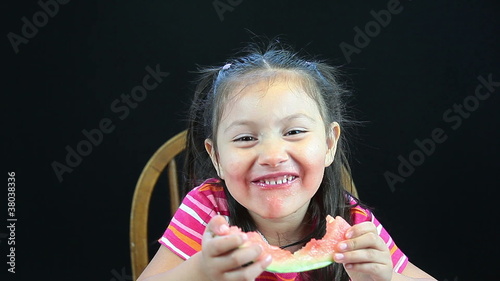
[254,175,297,186]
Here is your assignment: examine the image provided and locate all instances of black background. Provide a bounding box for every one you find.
[3,0,499,280]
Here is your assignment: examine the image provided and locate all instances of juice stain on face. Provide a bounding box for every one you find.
[267,196,284,213]
[262,188,298,217]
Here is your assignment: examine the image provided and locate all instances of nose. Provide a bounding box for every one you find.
[257,136,289,167]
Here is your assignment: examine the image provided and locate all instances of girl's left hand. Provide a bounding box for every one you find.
[333,221,393,281]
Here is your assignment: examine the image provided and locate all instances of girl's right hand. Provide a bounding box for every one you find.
[200,215,272,281]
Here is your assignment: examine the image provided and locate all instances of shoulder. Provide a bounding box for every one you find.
[347,196,373,224]
[183,178,229,217]
[159,178,229,259]
[349,200,388,229]
[191,178,225,194]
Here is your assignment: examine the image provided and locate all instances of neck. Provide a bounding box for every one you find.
[249,208,312,253]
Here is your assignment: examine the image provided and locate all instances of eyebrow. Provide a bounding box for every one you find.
[223,113,317,133]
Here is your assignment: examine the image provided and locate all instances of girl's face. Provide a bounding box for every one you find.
[205,76,340,221]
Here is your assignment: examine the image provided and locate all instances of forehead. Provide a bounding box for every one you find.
[224,70,313,103]
[219,73,323,124]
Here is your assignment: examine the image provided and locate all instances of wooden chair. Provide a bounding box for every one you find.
[130,130,186,280]
[129,129,358,280]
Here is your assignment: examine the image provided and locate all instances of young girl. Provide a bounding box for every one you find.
[137,42,436,281]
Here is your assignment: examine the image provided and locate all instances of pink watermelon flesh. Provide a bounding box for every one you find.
[228,215,351,273]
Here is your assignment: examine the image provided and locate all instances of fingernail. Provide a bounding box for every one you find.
[345,263,353,269]
[338,242,347,251]
[219,224,229,233]
[346,231,353,239]
[334,253,344,261]
[240,233,248,241]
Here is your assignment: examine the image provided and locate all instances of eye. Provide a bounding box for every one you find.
[285,129,306,136]
[233,135,256,142]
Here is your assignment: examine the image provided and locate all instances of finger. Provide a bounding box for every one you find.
[223,253,273,281]
[334,248,390,265]
[336,232,387,252]
[208,243,267,274]
[203,231,248,257]
[202,215,239,257]
[344,221,378,239]
[220,243,266,269]
[206,215,231,236]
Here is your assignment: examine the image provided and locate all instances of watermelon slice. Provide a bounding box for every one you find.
[228,215,351,273]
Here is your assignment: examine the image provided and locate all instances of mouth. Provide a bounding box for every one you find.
[252,175,297,186]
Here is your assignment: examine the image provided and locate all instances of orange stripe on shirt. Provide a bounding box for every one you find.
[351,207,368,217]
[390,244,399,255]
[276,275,298,281]
[198,182,224,192]
[168,225,202,252]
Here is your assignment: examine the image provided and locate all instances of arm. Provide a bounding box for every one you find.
[390,262,436,281]
[137,246,206,281]
[137,215,272,281]
[334,222,436,281]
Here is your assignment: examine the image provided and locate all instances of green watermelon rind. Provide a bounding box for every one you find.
[267,260,333,273]
[265,246,336,273]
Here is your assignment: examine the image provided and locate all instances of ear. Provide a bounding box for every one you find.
[204,138,224,179]
[325,122,341,167]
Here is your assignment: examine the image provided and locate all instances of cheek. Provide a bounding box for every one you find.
[301,141,328,164]
[298,142,328,182]
[219,152,251,179]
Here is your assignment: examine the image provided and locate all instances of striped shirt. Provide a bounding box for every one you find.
[160,178,408,280]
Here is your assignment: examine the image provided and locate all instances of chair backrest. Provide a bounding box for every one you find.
[129,129,358,280]
[130,130,186,280]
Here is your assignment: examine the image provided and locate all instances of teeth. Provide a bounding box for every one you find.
[260,175,295,185]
